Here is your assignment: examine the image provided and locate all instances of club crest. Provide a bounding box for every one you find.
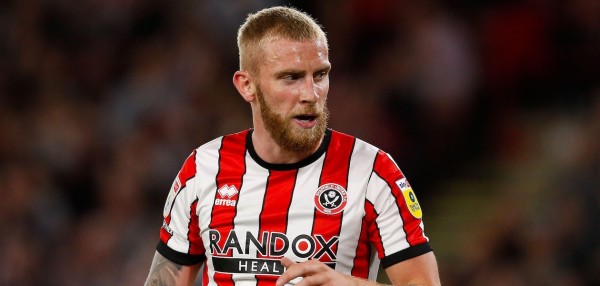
[314,183,347,215]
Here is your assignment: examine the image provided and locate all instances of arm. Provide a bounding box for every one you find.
[276,252,440,286]
[384,252,440,286]
[145,251,202,286]
[276,257,378,286]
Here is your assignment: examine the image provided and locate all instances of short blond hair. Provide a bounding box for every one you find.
[237,6,328,75]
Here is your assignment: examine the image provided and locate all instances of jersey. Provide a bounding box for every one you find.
[157,129,432,285]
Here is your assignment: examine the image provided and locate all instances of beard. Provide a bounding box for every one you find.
[256,86,329,153]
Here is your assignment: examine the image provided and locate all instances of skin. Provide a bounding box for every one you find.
[144,251,200,286]
[236,37,441,286]
[145,37,441,286]
[233,37,331,164]
[277,253,441,286]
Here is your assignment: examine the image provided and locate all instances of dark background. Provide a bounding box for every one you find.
[1,0,598,285]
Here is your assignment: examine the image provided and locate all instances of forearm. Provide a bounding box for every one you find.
[351,276,433,286]
[145,251,200,286]
[349,276,388,286]
[384,252,441,286]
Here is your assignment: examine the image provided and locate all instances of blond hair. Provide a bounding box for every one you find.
[237,6,328,75]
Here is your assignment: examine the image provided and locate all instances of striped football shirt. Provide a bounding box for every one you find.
[157,128,432,285]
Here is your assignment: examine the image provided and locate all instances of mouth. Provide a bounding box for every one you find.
[293,114,318,128]
[294,115,317,122]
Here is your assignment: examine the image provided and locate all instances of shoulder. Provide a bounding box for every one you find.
[194,129,251,155]
[329,129,382,158]
[330,130,405,181]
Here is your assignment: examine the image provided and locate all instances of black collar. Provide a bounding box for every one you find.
[246,128,332,170]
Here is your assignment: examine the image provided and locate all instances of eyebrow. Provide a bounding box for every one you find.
[273,69,305,79]
[273,65,332,79]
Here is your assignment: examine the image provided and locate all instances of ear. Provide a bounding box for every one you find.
[233,71,256,103]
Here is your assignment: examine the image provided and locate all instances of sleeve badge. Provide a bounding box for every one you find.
[396,178,422,219]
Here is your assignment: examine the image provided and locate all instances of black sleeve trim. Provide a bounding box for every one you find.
[156,241,206,265]
[381,242,433,268]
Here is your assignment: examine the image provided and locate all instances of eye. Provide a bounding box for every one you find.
[280,72,302,82]
[283,74,300,81]
[314,70,329,81]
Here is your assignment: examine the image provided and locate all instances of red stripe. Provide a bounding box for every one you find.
[202,266,208,286]
[372,151,426,247]
[161,150,197,244]
[178,150,198,188]
[256,170,297,285]
[311,131,355,263]
[350,206,373,279]
[188,199,203,255]
[365,200,385,259]
[210,131,248,285]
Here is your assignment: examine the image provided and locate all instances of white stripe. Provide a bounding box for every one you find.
[367,173,411,256]
[335,139,378,274]
[166,150,204,255]
[166,182,196,254]
[196,136,224,230]
[420,221,429,241]
[285,154,326,261]
[195,136,224,286]
[230,151,269,284]
[367,246,380,280]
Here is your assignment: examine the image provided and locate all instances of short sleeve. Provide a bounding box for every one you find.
[365,150,432,268]
[157,150,206,265]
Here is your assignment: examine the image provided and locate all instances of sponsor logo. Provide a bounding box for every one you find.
[215,198,237,206]
[162,220,174,235]
[216,185,238,207]
[213,257,286,275]
[163,178,182,216]
[314,183,347,215]
[218,185,238,198]
[212,256,335,276]
[173,178,181,193]
[209,230,338,260]
[396,178,422,219]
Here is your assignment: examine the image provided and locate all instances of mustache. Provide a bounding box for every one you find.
[289,105,326,117]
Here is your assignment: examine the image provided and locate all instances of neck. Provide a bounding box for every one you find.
[251,127,323,164]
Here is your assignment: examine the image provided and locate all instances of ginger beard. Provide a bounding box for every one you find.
[256,85,329,153]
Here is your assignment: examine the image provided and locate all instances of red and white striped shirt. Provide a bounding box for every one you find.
[157,129,431,285]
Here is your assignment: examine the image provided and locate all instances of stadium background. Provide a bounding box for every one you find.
[0,0,598,285]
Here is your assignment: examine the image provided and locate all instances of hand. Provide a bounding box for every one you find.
[276,257,360,286]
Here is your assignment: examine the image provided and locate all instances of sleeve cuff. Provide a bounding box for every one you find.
[380,242,433,268]
[156,241,206,265]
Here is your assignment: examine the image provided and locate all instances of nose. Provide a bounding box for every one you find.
[299,78,320,103]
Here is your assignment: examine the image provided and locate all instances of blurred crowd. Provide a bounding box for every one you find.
[0,0,598,285]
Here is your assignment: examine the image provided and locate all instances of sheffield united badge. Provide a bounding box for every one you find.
[314,183,348,215]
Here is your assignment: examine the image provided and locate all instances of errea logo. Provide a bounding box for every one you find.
[218,185,238,198]
[216,185,238,206]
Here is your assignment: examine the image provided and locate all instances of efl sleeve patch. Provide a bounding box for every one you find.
[396,178,422,219]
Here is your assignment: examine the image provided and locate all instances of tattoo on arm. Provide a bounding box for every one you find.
[145,252,184,286]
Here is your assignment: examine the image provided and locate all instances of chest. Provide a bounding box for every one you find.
[197,166,367,261]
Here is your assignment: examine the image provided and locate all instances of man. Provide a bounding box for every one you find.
[145,6,441,286]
